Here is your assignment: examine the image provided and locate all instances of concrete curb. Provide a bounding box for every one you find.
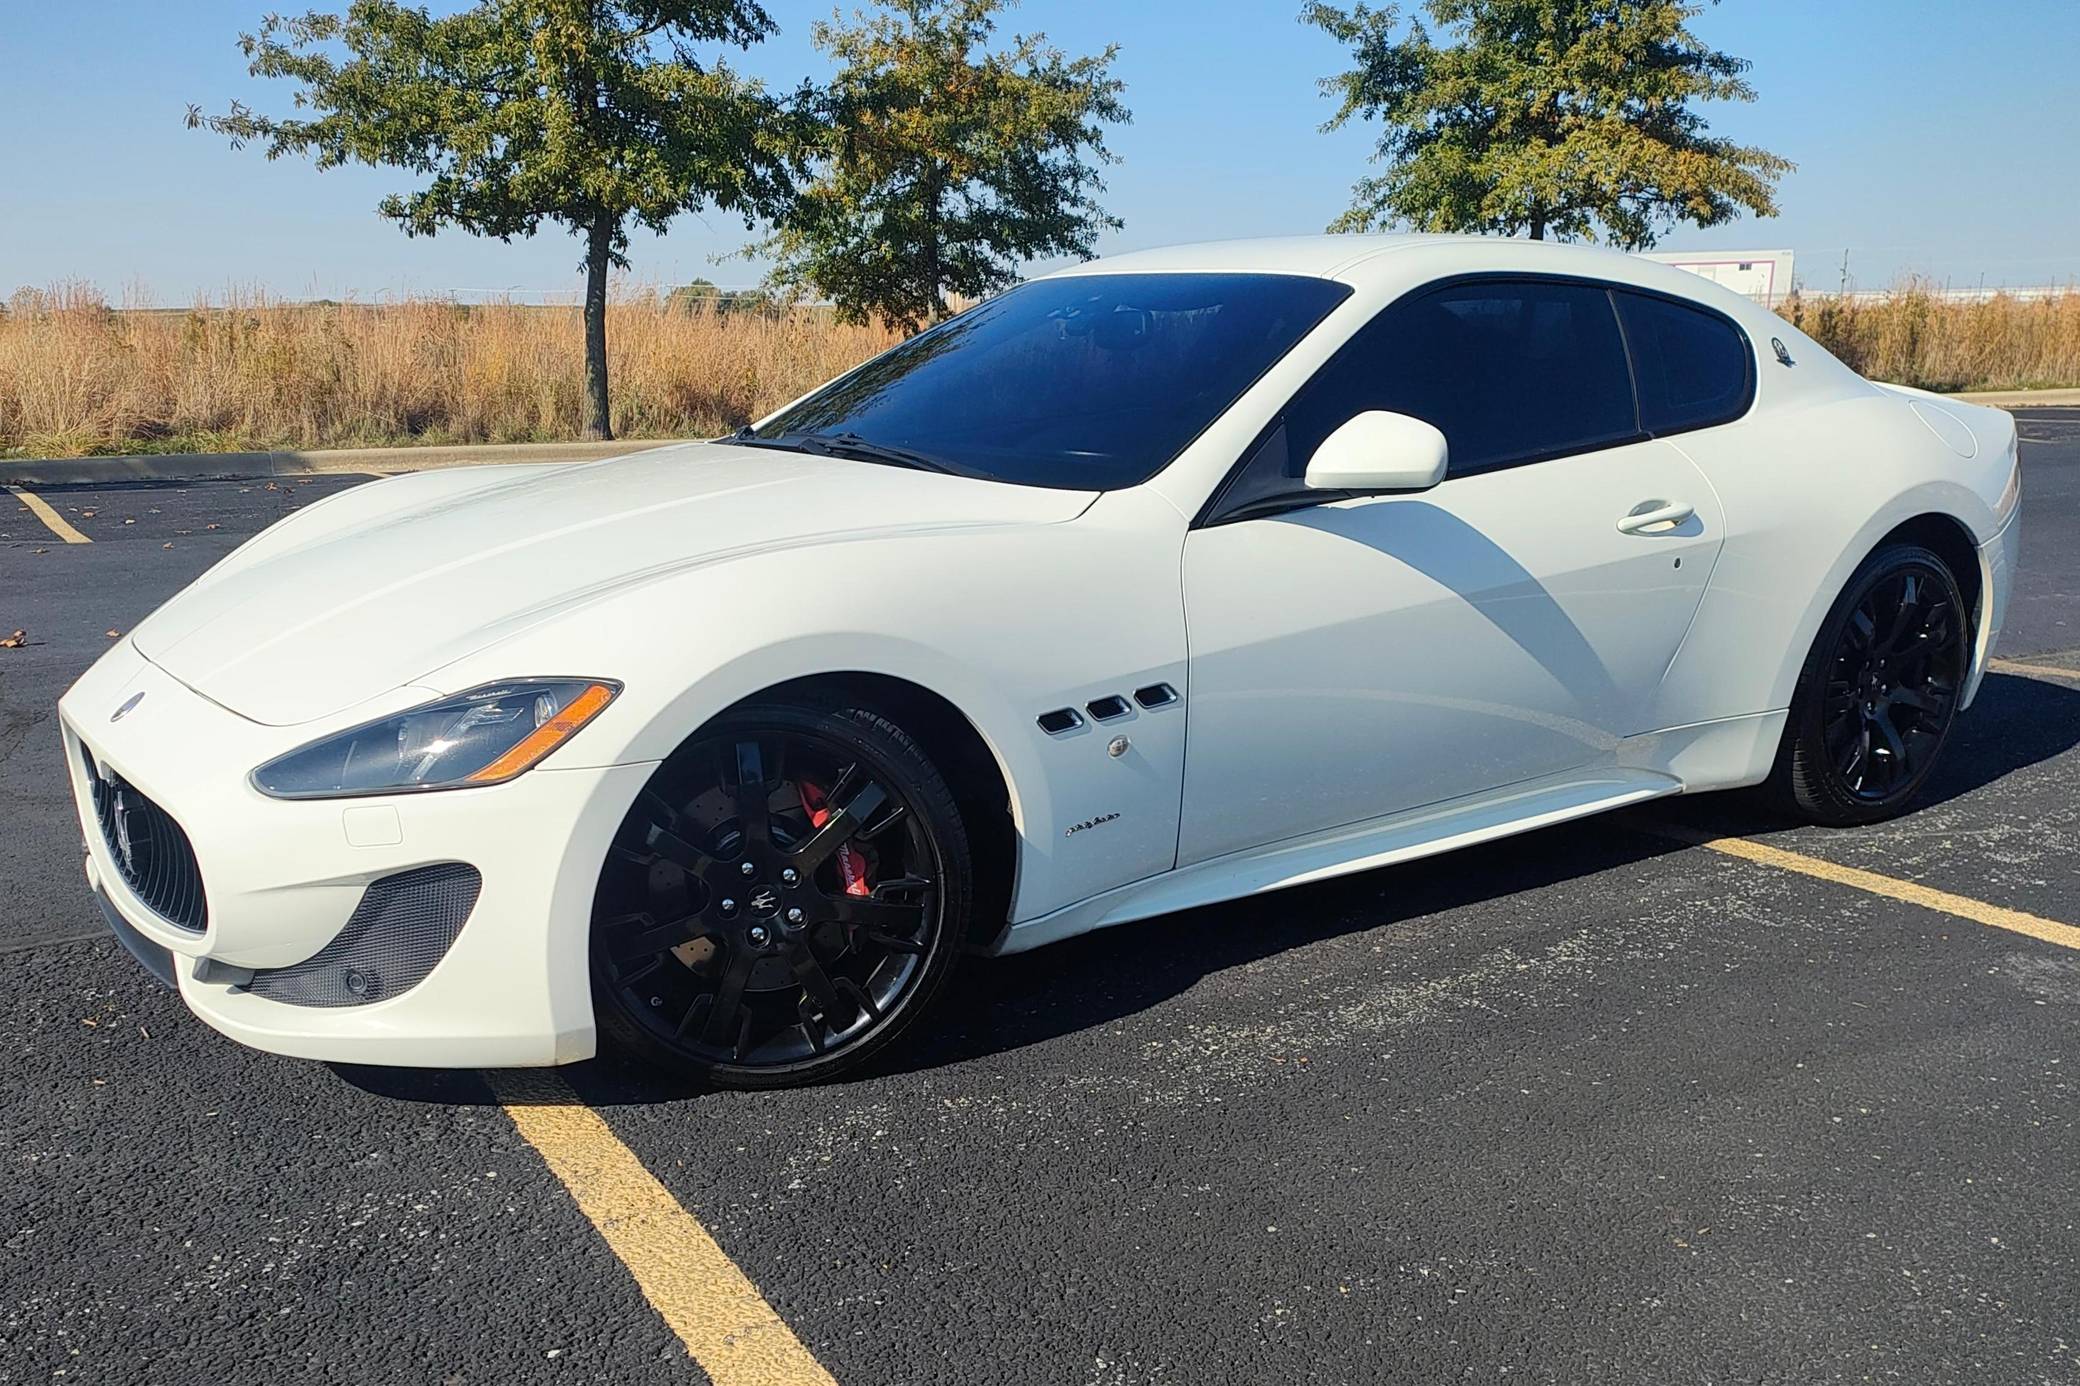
[1948,388,2080,409]
[0,438,694,486]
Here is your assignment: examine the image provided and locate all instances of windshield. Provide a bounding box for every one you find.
[749,273,1351,490]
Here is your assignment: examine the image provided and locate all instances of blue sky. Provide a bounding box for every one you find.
[3,1,2075,304]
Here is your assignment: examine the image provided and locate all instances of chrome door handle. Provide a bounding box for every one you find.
[1616,499,1695,535]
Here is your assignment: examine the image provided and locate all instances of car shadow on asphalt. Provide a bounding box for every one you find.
[333,670,2080,1108]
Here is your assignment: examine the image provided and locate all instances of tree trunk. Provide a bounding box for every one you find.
[1528,217,1546,241]
[919,165,945,334]
[581,216,614,442]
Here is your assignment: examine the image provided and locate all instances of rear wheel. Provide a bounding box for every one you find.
[590,699,970,1088]
[1767,543,1970,826]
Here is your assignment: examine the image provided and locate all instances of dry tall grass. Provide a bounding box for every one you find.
[1777,284,2080,394]
[3,279,2075,457]
[0,283,898,457]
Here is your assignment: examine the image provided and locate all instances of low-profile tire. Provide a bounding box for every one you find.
[590,696,971,1089]
[1765,542,1971,826]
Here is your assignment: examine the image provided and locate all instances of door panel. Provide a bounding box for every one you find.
[1178,438,1723,865]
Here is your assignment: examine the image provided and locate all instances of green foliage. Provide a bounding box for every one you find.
[1302,0,1792,247]
[666,278,724,313]
[190,1,797,253]
[754,0,1130,332]
[189,0,803,436]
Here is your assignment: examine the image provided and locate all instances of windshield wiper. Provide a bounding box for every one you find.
[809,432,955,474]
[729,428,954,475]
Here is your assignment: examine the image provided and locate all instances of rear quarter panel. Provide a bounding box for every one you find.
[1648,387,2014,731]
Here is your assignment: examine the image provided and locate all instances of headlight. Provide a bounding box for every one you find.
[252,679,620,799]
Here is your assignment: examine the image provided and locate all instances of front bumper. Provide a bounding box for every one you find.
[61,640,653,1067]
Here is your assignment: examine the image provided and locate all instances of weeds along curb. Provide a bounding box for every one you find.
[4,384,2076,486]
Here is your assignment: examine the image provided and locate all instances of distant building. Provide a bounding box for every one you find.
[1639,249,1795,305]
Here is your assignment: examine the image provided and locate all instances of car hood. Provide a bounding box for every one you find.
[132,442,1094,726]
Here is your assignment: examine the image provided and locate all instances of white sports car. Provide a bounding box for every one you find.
[62,235,2021,1087]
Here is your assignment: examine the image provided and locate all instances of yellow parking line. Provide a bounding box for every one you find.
[485,1069,838,1386]
[5,484,91,544]
[1643,823,2080,953]
[1989,657,2080,682]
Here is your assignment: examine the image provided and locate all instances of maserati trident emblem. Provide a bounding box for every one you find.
[109,787,137,874]
[747,887,781,919]
[110,691,144,723]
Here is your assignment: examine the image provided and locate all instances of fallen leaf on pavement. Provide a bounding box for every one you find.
[105,629,121,639]
[162,542,174,550]
[0,630,25,648]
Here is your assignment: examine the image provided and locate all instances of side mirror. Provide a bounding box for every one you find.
[1303,411,1448,493]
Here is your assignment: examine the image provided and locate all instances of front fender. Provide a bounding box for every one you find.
[417,488,1194,926]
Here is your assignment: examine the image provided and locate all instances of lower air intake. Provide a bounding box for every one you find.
[245,863,481,1008]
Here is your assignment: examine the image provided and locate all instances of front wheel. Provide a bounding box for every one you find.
[590,698,971,1089]
[1767,542,1970,826]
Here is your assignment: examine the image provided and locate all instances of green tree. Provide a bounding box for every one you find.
[754,0,1129,332]
[1302,0,1792,246]
[665,277,724,313]
[189,1,800,439]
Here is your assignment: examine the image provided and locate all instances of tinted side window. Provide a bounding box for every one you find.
[1285,280,1638,478]
[1613,291,1753,434]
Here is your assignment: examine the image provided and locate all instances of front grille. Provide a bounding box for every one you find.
[245,863,482,1008]
[80,742,208,932]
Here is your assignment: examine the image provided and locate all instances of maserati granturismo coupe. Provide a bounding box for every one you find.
[61,235,2021,1086]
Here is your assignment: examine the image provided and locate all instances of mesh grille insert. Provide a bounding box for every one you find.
[245,863,482,1008]
[80,741,208,932]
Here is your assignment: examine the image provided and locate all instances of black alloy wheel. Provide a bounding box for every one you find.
[1771,543,1970,825]
[590,700,970,1088]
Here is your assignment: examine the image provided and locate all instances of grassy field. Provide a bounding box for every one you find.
[2,280,2075,458]
[0,284,898,458]
[1776,285,2080,395]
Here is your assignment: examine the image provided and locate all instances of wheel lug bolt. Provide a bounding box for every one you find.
[781,867,798,886]
[740,860,757,877]
[786,907,805,924]
[719,898,737,916]
[748,925,770,947]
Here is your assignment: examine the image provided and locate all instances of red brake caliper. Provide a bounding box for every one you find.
[797,780,873,896]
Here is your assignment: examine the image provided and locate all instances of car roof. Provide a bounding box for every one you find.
[1045,232,1750,308]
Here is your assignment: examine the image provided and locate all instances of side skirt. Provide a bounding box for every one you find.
[994,766,1682,956]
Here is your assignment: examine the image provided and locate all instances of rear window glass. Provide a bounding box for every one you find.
[1614,290,1754,434]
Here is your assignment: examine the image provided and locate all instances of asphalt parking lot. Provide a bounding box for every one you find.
[3,413,2077,1385]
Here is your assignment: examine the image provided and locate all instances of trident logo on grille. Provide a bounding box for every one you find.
[109,786,137,875]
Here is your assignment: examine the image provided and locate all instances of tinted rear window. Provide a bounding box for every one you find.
[1614,290,1754,434]
[752,273,1351,490]
[1284,279,1638,477]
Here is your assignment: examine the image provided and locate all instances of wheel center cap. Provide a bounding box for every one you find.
[745,885,781,921]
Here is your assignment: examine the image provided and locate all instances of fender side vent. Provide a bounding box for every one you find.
[1036,708,1084,736]
[1133,683,1180,710]
[1085,695,1132,722]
